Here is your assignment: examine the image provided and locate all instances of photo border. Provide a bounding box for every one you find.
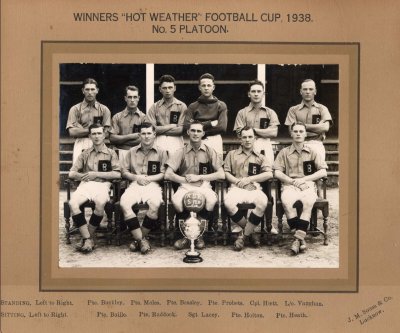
[40,41,359,292]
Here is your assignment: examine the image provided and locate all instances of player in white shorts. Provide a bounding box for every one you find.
[119,122,168,254]
[66,78,111,164]
[145,74,187,155]
[165,121,225,250]
[273,122,328,255]
[234,79,280,163]
[68,123,121,252]
[224,126,274,250]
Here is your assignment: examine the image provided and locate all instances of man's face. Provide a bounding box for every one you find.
[159,82,176,99]
[89,127,105,145]
[198,78,215,98]
[140,126,156,147]
[125,89,140,109]
[240,128,256,150]
[248,84,264,104]
[82,83,98,103]
[291,124,307,143]
[187,123,205,143]
[300,81,317,102]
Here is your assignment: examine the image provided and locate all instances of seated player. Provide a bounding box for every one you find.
[224,127,274,251]
[68,123,121,253]
[165,121,225,250]
[273,122,328,255]
[119,123,168,254]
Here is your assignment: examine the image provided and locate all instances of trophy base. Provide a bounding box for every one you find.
[183,251,203,263]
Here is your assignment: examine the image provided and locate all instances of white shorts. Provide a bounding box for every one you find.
[120,182,163,208]
[203,134,223,156]
[72,137,93,164]
[72,181,111,204]
[155,136,184,154]
[305,140,326,161]
[224,184,267,207]
[172,182,217,211]
[281,181,318,208]
[254,138,274,164]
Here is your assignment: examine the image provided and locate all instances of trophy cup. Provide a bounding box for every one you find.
[179,191,208,263]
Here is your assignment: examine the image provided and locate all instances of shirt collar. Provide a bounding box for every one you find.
[82,100,99,109]
[300,100,319,109]
[159,97,180,107]
[89,143,110,155]
[244,103,268,112]
[185,142,207,153]
[122,107,142,117]
[288,143,311,155]
[136,143,159,153]
[237,145,260,157]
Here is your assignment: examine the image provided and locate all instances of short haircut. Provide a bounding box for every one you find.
[239,126,255,136]
[139,122,156,132]
[199,73,215,84]
[189,120,204,130]
[159,74,175,85]
[301,79,316,86]
[248,79,264,91]
[125,85,139,95]
[82,78,98,88]
[290,121,307,131]
[88,123,104,133]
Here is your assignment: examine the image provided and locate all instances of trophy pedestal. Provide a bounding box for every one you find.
[183,250,203,263]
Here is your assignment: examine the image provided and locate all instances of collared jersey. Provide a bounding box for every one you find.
[66,100,111,131]
[167,142,222,176]
[70,144,120,182]
[285,101,332,140]
[109,108,146,150]
[273,144,327,178]
[224,146,272,179]
[146,97,187,128]
[122,144,167,176]
[234,104,280,133]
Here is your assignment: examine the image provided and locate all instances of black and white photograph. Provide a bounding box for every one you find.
[58,63,339,268]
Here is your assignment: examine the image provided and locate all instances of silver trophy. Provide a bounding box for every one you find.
[179,191,208,263]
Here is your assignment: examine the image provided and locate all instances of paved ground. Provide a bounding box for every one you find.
[58,188,339,268]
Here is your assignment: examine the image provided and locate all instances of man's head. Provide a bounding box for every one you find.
[125,85,140,110]
[248,79,265,104]
[139,122,156,147]
[88,123,105,145]
[198,73,215,98]
[82,78,99,103]
[187,121,205,144]
[300,79,317,102]
[290,122,307,143]
[158,75,176,100]
[239,126,256,150]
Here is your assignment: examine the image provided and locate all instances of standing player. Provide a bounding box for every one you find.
[234,79,280,163]
[224,127,274,251]
[68,123,121,253]
[145,75,187,154]
[273,122,327,255]
[66,78,111,164]
[109,86,146,162]
[182,73,227,156]
[119,123,167,254]
[285,79,332,159]
[165,121,225,250]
